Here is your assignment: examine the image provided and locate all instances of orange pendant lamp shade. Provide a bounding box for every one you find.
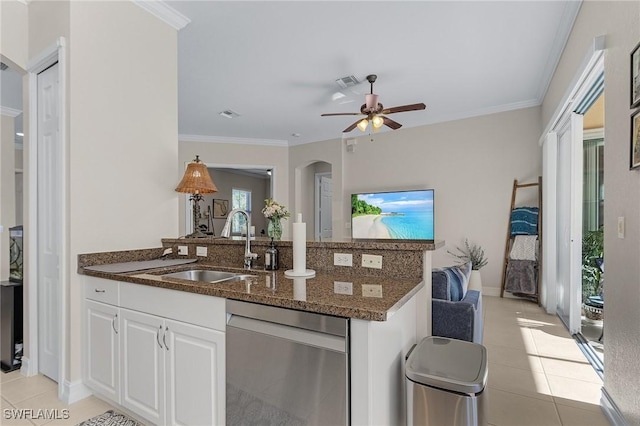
[175,155,218,195]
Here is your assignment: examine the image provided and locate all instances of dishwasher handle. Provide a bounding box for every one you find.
[228,314,346,353]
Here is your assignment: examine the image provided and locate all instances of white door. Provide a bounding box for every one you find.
[316,174,333,239]
[555,112,584,334]
[37,63,61,381]
[86,300,119,403]
[165,319,225,426]
[120,309,165,425]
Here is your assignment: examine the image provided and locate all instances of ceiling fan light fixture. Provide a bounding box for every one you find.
[372,115,384,129]
[365,94,379,111]
[357,119,369,132]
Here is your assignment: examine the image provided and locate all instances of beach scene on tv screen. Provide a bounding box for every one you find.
[351,191,434,240]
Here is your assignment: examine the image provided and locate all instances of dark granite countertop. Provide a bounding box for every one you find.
[79,262,424,321]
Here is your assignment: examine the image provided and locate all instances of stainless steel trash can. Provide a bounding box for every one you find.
[406,336,488,426]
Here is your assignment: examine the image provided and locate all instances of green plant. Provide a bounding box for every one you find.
[448,239,488,270]
[582,227,604,303]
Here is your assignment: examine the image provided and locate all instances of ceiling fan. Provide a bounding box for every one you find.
[321,74,426,133]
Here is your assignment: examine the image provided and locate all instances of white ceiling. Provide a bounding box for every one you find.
[168,1,580,146]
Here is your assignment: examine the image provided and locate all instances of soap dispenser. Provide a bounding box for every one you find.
[265,238,279,270]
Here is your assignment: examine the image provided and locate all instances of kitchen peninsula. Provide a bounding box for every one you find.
[79,237,443,425]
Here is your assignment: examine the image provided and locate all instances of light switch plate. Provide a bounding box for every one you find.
[362,254,382,269]
[618,216,625,239]
[178,245,188,256]
[196,246,208,257]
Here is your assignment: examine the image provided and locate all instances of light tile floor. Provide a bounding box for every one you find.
[484,295,610,426]
[0,295,611,426]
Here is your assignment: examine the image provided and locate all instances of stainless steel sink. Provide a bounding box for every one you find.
[162,269,255,283]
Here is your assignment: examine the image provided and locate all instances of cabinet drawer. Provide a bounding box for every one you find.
[86,277,119,305]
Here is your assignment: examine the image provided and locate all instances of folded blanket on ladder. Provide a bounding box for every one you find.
[510,207,539,235]
[505,259,537,295]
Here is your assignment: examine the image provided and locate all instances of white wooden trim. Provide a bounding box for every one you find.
[542,132,558,314]
[20,356,36,377]
[0,106,22,117]
[26,37,68,399]
[601,387,628,426]
[541,35,606,139]
[179,134,289,147]
[583,128,604,141]
[61,380,92,404]
[131,0,191,30]
[534,1,583,103]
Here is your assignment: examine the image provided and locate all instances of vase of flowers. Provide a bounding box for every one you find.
[448,239,488,291]
[262,199,290,241]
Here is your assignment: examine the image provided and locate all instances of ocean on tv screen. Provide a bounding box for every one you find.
[351,190,434,240]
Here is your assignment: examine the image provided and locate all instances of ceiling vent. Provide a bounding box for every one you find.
[219,109,241,119]
[335,75,359,89]
[0,63,8,71]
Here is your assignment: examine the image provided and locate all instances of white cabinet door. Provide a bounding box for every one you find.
[120,309,166,425]
[165,319,225,426]
[86,300,119,403]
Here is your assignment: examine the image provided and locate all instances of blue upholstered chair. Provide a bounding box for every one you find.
[432,262,483,344]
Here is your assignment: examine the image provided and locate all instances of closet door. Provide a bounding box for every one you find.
[555,112,583,334]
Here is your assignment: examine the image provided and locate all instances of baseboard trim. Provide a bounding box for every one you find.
[601,387,628,425]
[20,357,36,376]
[61,380,93,405]
[482,287,500,297]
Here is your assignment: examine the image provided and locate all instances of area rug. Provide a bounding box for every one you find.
[76,410,143,426]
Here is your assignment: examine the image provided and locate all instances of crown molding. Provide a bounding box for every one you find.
[535,0,583,103]
[131,0,191,30]
[0,106,22,118]
[583,128,604,141]
[179,134,289,147]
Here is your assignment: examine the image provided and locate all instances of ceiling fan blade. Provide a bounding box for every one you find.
[381,103,426,114]
[321,112,363,117]
[382,116,403,130]
[343,120,360,132]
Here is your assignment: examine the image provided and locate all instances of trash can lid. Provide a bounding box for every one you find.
[406,336,487,394]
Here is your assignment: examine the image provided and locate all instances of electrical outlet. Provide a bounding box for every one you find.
[334,253,353,267]
[362,284,383,298]
[361,254,382,269]
[333,281,353,295]
[178,245,188,256]
[196,246,208,257]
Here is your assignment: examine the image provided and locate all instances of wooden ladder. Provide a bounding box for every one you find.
[499,177,543,304]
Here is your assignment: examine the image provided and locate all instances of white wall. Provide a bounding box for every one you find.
[0,0,28,70]
[541,1,640,422]
[344,107,542,290]
[290,139,344,239]
[24,0,179,386]
[1,114,16,280]
[179,140,290,237]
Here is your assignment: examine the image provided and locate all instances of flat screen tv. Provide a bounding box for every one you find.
[351,189,434,241]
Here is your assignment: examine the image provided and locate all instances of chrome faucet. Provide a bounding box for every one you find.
[220,209,258,269]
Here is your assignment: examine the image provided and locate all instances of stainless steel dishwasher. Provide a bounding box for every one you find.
[226,299,349,425]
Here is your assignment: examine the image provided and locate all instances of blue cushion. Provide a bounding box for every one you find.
[433,262,471,302]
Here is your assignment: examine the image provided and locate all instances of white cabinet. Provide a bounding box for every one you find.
[120,309,165,424]
[86,300,120,403]
[84,277,226,425]
[165,319,225,426]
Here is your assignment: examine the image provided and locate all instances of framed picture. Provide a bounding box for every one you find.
[213,199,229,218]
[632,41,640,108]
[631,110,640,169]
